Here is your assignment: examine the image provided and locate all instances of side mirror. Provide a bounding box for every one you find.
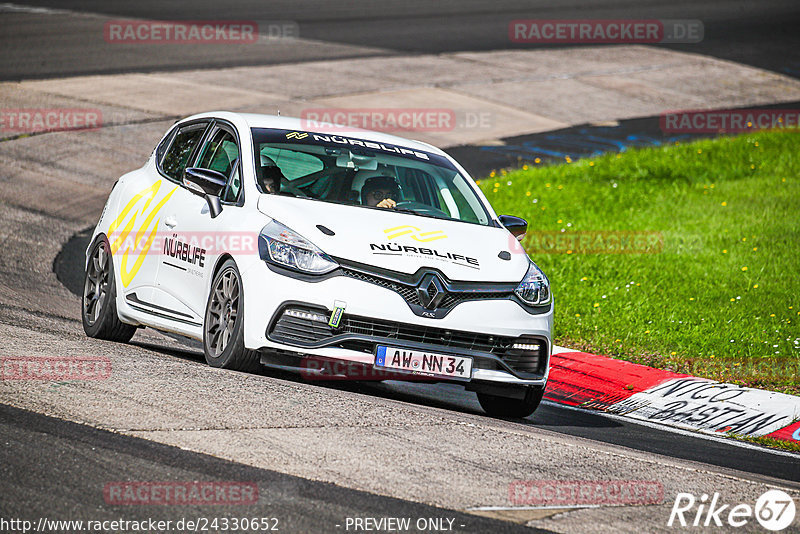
[499,214,528,241]
[183,167,226,218]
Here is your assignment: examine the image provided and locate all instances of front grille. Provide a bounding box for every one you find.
[269,307,332,345]
[439,291,513,309]
[502,342,545,373]
[341,269,421,306]
[268,304,548,377]
[340,267,514,312]
[270,304,512,352]
[340,315,512,353]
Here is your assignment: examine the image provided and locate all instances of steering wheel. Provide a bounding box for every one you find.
[393,200,450,217]
[280,180,309,198]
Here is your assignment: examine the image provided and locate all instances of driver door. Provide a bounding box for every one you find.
[114,121,207,321]
[155,122,244,323]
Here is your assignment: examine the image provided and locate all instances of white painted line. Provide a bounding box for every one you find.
[467,504,601,511]
[0,2,87,16]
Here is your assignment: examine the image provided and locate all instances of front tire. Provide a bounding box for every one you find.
[82,236,136,343]
[477,386,544,418]
[203,259,260,373]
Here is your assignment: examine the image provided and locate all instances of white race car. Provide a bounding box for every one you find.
[82,112,552,417]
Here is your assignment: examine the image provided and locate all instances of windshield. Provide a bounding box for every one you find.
[251,128,491,225]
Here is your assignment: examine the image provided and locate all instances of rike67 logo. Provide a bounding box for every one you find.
[668,489,796,531]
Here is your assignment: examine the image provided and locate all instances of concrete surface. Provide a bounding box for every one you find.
[6,46,800,147]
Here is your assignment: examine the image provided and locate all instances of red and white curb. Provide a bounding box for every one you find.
[545,347,800,446]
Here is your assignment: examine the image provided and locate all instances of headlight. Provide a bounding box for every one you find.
[258,220,338,274]
[515,260,551,306]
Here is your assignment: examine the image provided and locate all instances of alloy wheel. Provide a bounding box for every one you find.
[206,268,240,357]
[83,242,109,326]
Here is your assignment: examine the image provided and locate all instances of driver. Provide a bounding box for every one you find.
[257,155,284,194]
[361,173,401,209]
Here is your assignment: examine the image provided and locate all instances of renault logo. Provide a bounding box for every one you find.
[417,273,446,310]
[286,131,308,139]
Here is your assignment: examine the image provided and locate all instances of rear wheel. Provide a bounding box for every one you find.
[477,386,544,418]
[203,259,261,373]
[82,236,136,342]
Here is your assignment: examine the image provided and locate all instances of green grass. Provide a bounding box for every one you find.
[478,130,800,394]
[729,433,800,454]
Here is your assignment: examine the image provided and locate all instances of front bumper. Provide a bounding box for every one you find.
[240,260,553,387]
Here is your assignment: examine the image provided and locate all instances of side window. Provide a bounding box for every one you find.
[161,123,207,181]
[223,164,242,203]
[196,127,241,203]
[155,127,176,163]
[198,129,238,177]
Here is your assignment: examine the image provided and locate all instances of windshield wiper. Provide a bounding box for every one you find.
[390,206,440,220]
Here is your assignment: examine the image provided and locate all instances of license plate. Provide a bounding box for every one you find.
[374,345,473,380]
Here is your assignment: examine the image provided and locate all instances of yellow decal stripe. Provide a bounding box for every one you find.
[110,211,138,255]
[384,225,419,233]
[133,187,176,246]
[108,180,178,287]
[411,231,447,243]
[384,225,419,240]
[385,230,414,240]
[120,224,159,288]
[108,181,161,241]
[384,225,447,242]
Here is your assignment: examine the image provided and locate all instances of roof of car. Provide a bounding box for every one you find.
[183,111,446,156]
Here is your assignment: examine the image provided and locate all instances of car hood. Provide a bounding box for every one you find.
[257,195,528,282]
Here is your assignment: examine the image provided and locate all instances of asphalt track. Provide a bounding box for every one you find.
[1,0,799,80]
[0,403,542,533]
[2,1,800,532]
